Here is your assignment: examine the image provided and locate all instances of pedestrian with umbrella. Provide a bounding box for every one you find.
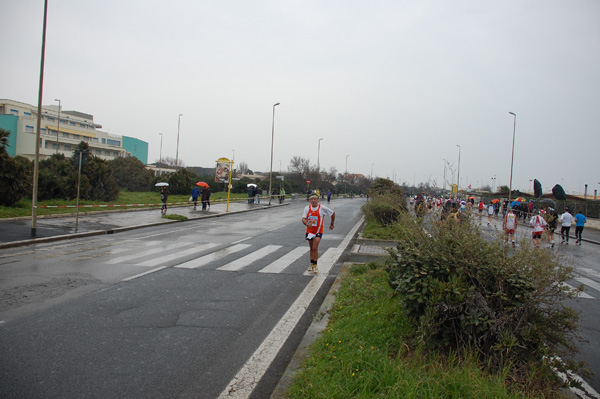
[196,182,211,211]
[155,182,169,215]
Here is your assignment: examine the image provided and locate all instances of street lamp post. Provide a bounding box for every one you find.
[175,113,183,169]
[317,138,323,188]
[345,154,349,196]
[508,112,517,203]
[456,145,461,196]
[268,102,280,205]
[54,98,61,153]
[158,133,163,176]
[31,0,49,238]
[442,159,447,193]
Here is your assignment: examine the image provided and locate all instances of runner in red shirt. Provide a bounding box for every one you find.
[302,195,335,274]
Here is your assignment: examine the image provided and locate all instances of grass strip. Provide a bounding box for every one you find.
[286,264,540,399]
[0,191,249,218]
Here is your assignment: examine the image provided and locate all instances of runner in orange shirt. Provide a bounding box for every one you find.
[302,194,335,274]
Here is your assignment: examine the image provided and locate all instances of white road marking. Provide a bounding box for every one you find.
[133,226,195,239]
[122,266,167,281]
[259,247,309,274]
[218,216,364,399]
[232,237,252,245]
[574,277,600,297]
[217,245,282,272]
[104,241,191,264]
[175,244,251,269]
[562,282,594,299]
[137,243,219,267]
[580,268,600,281]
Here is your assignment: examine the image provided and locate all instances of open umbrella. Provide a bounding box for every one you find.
[247,183,257,188]
[155,182,169,187]
[491,199,500,203]
[196,182,209,188]
[541,198,556,208]
[510,200,519,208]
[516,197,525,202]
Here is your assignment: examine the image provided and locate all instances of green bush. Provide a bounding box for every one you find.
[385,214,585,386]
[362,190,407,227]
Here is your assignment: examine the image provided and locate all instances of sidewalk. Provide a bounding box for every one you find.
[0,200,288,249]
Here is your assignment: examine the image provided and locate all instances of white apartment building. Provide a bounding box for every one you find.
[0,99,148,163]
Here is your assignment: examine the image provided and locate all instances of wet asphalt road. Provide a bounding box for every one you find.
[0,198,365,399]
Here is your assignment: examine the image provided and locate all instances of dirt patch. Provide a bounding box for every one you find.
[0,273,101,312]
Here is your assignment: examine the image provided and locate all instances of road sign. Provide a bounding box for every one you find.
[306,180,310,184]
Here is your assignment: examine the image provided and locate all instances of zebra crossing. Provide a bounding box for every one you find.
[96,240,316,278]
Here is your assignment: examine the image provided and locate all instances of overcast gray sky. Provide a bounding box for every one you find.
[2,0,599,195]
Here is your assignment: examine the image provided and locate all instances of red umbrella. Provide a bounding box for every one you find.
[196,182,209,188]
[491,199,500,203]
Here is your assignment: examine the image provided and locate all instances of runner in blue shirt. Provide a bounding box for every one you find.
[574,211,587,245]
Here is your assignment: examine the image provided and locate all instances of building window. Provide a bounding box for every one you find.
[104,150,110,156]
[70,121,76,125]
[64,145,72,151]
[92,138,98,142]
[113,151,119,157]
[72,134,80,140]
[47,116,55,121]
[25,125,34,133]
[107,139,120,146]
[96,149,101,155]
[24,112,32,119]
[79,123,86,128]
[62,132,69,138]
[10,109,18,116]
[52,143,57,149]
[41,128,47,134]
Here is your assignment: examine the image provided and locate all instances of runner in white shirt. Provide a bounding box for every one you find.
[560,208,574,244]
[503,208,518,247]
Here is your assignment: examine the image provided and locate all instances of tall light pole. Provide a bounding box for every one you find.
[175,113,183,169]
[345,154,349,196]
[31,0,49,238]
[456,145,461,197]
[158,133,163,177]
[442,158,447,193]
[508,112,517,203]
[268,102,280,205]
[54,98,61,154]
[317,138,324,187]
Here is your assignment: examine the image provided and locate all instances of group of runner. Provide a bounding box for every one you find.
[409,194,588,249]
[501,204,587,248]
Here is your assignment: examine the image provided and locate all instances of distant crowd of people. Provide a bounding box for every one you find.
[409,194,588,249]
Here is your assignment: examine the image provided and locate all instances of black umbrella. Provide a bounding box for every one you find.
[541,198,556,208]
[552,184,566,201]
